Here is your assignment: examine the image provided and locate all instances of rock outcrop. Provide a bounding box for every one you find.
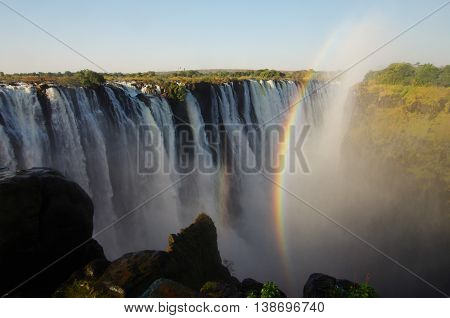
[55,213,232,297]
[0,168,105,297]
[303,273,360,297]
[166,213,231,289]
[141,278,198,298]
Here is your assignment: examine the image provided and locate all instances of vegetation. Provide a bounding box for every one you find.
[365,63,450,87]
[245,281,283,298]
[346,82,450,208]
[346,282,378,298]
[260,282,282,298]
[0,70,105,87]
[0,68,332,87]
[199,281,225,298]
[247,290,259,298]
[164,82,187,102]
[0,68,333,103]
[75,70,106,87]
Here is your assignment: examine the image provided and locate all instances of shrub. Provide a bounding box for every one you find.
[415,64,440,86]
[346,282,378,298]
[367,63,415,85]
[75,70,105,87]
[247,291,258,298]
[437,65,450,87]
[365,63,450,87]
[164,82,187,102]
[260,282,281,298]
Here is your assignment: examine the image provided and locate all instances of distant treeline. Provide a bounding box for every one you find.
[0,70,106,87]
[364,63,450,87]
[0,68,333,87]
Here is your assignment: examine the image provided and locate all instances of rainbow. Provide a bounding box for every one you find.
[271,30,340,279]
[271,81,308,277]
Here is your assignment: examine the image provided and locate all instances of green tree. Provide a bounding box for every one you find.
[377,63,415,85]
[75,70,106,87]
[415,63,440,86]
[260,282,281,298]
[165,82,187,102]
[437,65,450,87]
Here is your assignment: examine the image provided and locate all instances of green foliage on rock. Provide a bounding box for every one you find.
[74,70,106,87]
[346,282,378,298]
[164,82,187,102]
[260,282,282,298]
[200,281,239,297]
[247,291,259,298]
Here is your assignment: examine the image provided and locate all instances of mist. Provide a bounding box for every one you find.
[214,63,449,296]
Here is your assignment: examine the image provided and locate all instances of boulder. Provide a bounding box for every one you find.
[53,258,112,297]
[200,279,240,298]
[239,278,264,297]
[141,278,197,298]
[303,273,359,298]
[0,168,105,297]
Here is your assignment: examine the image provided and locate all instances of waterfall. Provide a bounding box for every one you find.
[0,80,328,260]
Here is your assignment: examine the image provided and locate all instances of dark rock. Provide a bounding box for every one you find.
[97,250,176,297]
[0,168,105,297]
[55,213,231,297]
[141,278,198,298]
[53,258,112,298]
[166,213,231,289]
[200,280,239,298]
[303,273,359,298]
[56,250,175,297]
[239,278,264,297]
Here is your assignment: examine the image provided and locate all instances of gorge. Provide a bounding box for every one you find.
[0,73,449,297]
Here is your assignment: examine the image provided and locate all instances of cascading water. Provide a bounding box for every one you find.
[0,80,329,280]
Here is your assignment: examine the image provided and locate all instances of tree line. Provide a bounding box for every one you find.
[364,63,450,87]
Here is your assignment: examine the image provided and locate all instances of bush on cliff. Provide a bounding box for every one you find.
[74,70,106,87]
[164,82,187,102]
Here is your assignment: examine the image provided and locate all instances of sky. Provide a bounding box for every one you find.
[0,0,449,73]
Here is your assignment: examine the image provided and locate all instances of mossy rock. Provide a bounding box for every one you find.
[141,278,197,298]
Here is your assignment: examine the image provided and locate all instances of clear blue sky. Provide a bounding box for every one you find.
[0,0,449,73]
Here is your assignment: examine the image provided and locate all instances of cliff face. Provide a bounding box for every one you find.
[345,83,450,209]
